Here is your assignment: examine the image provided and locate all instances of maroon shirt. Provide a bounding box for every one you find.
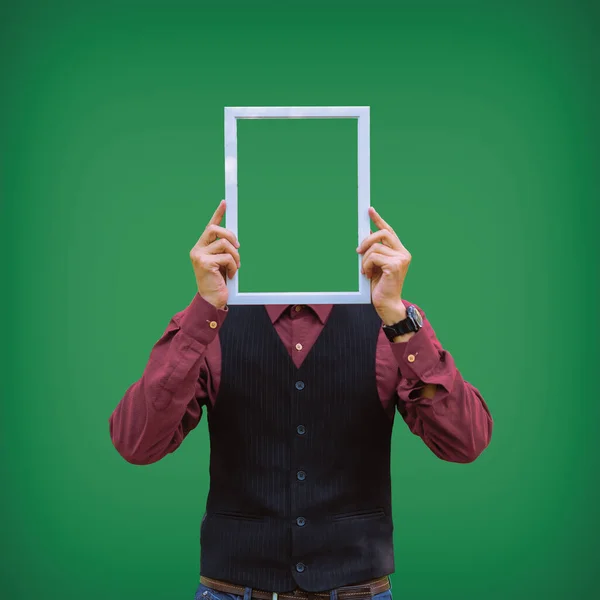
[109,294,492,465]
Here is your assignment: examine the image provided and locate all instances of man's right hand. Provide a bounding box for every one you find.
[189,200,240,310]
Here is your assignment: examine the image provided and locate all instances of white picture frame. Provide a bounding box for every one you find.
[224,105,371,305]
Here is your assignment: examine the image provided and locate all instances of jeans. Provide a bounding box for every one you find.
[194,580,393,600]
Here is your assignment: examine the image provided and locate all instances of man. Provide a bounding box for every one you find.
[109,200,493,600]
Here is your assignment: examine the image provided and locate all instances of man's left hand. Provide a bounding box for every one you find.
[356,206,412,327]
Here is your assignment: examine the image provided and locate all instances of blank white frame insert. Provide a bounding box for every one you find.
[224,105,371,305]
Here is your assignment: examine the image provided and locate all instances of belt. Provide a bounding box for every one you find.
[199,575,391,600]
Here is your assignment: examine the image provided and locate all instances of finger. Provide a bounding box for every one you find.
[357,228,401,253]
[208,200,226,227]
[367,207,410,253]
[362,251,388,278]
[357,230,375,253]
[369,206,394,234]
[363,250,409,278]
[361,242,397,269]
[198,224,240,248]
[208,253,238,279]
[206,238,241,267]
[359,206,408,252]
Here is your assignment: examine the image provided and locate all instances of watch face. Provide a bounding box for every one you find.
[408,305,423,328]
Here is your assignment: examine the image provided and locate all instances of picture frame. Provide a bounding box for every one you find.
[224,105,371,305]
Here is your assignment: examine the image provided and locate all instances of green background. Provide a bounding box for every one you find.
[2,1,598,599]
[237,118,358,293]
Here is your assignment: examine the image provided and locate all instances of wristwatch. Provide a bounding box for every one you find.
[382,305,423,342]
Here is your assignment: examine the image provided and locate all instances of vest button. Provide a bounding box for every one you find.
[295,381,305,391]
[297,470,306,481]
[296,516,306,527]
[296,425,306,435]
[296,562,306,573]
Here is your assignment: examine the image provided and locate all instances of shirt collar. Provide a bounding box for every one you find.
[265,304,333,325]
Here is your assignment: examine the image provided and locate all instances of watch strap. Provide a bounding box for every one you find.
[382,305,422,341]
[391,318,415,335]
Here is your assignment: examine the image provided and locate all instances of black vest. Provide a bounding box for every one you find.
[200,304,395,592]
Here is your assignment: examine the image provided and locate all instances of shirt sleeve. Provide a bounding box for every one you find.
[391,301,493,463]
[108,293,227,465]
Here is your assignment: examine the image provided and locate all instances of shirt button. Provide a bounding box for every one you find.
[209,321,218,329]
[407,353,416,363]
[296,425,306,435]
[295,381,305,391]
[296,516,306,527]
[296,562,306,573]
[295,305,303,312]
[295,343,303,351]
[297,470,306,481]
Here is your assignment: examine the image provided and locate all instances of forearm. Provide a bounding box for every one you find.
[397,358,492,463]
[108,293,226,465]
[391,306,493,463]
[357,207,492,459]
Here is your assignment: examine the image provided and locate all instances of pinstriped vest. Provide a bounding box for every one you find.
[200,304,395,592]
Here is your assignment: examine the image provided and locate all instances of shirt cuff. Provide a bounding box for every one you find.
[179,293,228,345]
[390,326,442,382]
